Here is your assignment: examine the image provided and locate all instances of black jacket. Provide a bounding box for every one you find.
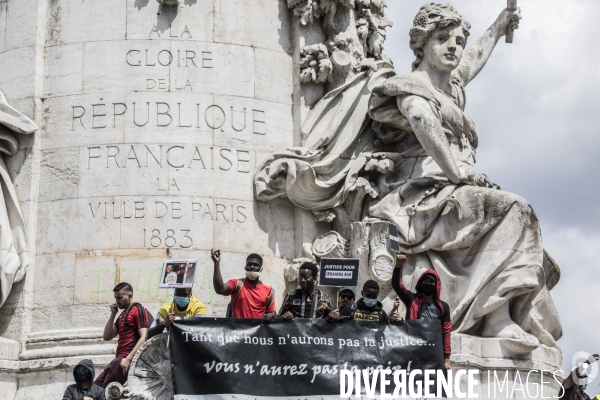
[340,298,389,322]
[62,359,106,400]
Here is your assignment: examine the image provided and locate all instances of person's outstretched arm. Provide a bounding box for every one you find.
[457,7,522,86]
[212,249,231,296]
[391,254,415,308]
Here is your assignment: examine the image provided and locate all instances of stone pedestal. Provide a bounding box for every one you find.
[0,1,564,399]
[0,1,306,399]
[449,334,563,399]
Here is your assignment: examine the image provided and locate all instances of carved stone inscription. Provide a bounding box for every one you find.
[87,198,247,250]
[71,101,266,134]
[85,145,252,173]
[126,49,212,68]
[82,41,254,97]
[78,144,257,201]
[88,199,247,223]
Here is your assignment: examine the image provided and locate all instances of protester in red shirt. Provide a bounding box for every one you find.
[95,282,150,388]
[211,250,277,323]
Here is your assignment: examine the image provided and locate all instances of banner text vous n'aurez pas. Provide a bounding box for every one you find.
[170,318,444,399]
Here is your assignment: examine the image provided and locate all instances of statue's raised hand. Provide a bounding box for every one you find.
[494,6,522,39]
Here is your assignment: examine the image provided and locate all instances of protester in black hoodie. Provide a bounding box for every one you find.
[340,280,388,322]
[62,359,106,400]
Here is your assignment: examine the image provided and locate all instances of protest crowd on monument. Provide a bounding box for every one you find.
[60,249,600,400]
[0,0,591,397]
[61,249,600,400]
[60,249,456,397]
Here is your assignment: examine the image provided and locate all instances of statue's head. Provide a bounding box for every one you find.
[409,3,471,71]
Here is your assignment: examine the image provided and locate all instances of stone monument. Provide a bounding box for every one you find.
[255,0,564,397]
[0,0,563,399]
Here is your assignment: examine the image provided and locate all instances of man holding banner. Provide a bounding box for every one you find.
[325,287,355,322]
[147,288,207,339]
[340,280,389,322]
[279,262,332,320]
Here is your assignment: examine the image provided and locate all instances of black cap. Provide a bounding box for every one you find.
[363,280,380,291]
[422,273,437,282]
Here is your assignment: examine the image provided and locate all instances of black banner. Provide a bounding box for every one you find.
[170,318,444,399]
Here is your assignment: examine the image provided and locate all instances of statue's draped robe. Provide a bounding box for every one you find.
[255,63,562,345]
[0,90,35,307]
[255,62,396,210]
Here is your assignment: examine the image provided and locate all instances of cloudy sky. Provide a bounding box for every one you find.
[385,0,600,392]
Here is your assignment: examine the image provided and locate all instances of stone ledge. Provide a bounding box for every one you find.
[452,333,562,371]
[26,328,104,342]
[19,343,115,361]
[0,354,113,372]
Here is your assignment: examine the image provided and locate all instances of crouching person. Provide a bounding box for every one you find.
[62,359,105,400]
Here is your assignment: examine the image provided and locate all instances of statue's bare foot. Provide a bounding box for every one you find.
[482,304,540,355]
[482,320,540,355]
[484,322,532,340]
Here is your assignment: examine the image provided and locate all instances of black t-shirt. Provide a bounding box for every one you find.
[420,301,441,320]
[340,299,388,322]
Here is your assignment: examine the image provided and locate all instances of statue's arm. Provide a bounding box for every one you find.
[458,7,522,85]
[399,96,463,184]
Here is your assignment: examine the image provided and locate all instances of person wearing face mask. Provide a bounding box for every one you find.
[147,288,207,339]
[62,359,106,400]
[339,280,389,322]
[392,254,452,371]
[211,250,277,324]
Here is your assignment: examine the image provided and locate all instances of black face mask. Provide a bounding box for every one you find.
[76,369,91,383]
[421,283,436,297]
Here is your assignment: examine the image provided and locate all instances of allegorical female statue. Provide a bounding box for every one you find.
[255,3,561,354]
[0,90,37,307]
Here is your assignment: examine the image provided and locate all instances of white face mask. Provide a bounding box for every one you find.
[245,271,260,280]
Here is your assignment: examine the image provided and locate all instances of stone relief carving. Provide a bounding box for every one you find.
[0,90,37,308]
[288,0,393,90]
[256,3,562,355]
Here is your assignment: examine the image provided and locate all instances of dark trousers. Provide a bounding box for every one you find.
[94,356,127,388]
